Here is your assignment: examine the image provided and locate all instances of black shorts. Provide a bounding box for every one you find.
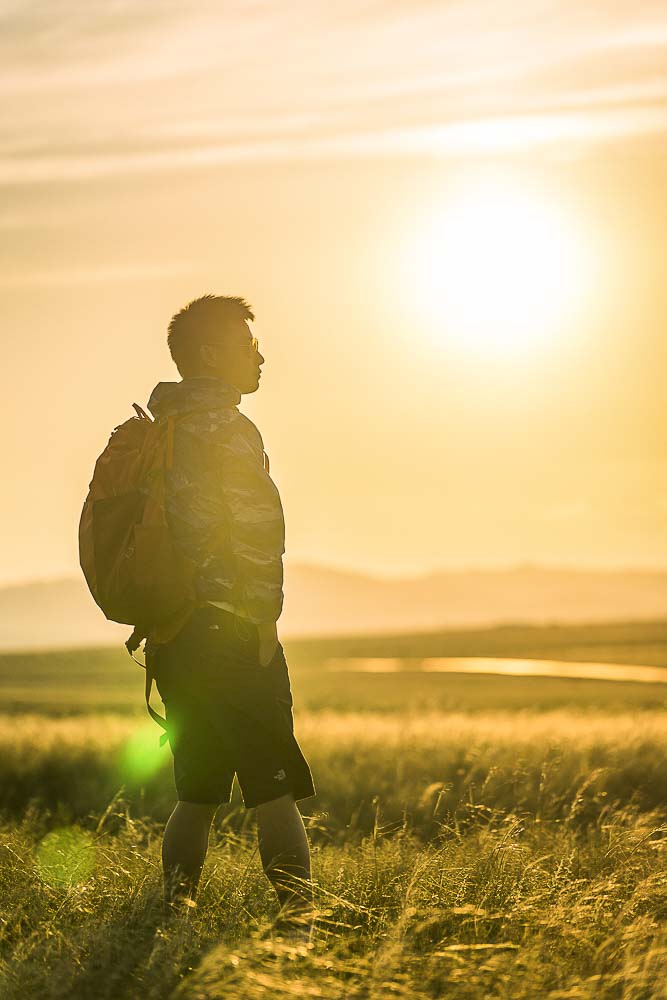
[146,605,316,809]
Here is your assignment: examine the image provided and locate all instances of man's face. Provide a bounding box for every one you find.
[198,318,265,394]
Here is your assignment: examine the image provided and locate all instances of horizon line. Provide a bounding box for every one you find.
[5,559,667,591]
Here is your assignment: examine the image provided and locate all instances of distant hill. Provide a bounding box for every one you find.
[1,564,667,651]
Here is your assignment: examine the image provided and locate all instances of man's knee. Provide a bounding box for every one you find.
[175,800,219,822]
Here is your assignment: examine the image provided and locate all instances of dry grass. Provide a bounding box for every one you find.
[0,649,665,997]
[0,804,665,999]
[0,709,665,837]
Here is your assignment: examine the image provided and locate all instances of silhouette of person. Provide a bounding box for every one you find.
[144,294,315,941]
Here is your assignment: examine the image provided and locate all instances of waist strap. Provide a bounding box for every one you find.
[144,661,170,748]
[126,627,170,748]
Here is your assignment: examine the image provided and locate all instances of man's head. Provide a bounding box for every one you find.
[167,294,264,394]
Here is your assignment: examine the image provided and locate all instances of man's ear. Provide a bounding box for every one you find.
[199,344,218,370]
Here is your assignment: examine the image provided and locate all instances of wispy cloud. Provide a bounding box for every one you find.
[0,261,192,288]
[1,1,666,185]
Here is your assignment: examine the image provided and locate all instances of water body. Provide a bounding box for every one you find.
[323,657,667,684]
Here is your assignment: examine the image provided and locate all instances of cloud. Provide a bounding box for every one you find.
[0,261,192,289]
[2,105,666,187]
[1,0,666,184]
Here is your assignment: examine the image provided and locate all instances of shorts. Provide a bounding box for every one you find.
[146,604,316,809]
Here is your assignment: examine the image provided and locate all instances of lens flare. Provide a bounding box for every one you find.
[119,723,169,784]
[36,827,96,887]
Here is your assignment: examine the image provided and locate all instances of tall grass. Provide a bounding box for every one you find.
[0,710,665,838]
[0,804,664,999]
[0,668,665,997]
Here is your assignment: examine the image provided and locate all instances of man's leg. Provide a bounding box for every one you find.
[255,793,313,926]
[162,800,218,910]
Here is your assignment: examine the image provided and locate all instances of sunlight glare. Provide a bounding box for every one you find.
[408,179,587,357]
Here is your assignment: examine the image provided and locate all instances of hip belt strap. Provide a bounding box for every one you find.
[144,664,170,748]
[126,627,170,748]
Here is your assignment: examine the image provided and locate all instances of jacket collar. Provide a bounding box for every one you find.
[146,377,241,420]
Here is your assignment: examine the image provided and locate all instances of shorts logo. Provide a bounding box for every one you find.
[273,768,287,782]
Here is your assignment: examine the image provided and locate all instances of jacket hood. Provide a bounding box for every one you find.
[147,377,241,420]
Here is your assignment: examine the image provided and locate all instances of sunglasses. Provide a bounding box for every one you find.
[205,336,260,355]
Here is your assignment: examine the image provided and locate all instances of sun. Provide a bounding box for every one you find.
[408,178,586,357]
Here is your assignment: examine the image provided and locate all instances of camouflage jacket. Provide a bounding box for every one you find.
[146,377,285,624]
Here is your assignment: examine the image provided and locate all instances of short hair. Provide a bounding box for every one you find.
[167,294,255,377]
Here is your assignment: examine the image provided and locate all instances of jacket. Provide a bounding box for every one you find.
[146,376,285,624]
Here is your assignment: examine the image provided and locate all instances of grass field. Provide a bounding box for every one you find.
[1,617,667,716]
[0,621,665,998]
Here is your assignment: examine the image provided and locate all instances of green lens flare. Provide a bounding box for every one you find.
[36,827,95,887]
[119,723,168,783]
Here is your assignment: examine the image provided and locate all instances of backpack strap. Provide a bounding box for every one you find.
[165,416,176,470]
[132,403,152,421]
[144,663,170,748]
[125,629,170,747]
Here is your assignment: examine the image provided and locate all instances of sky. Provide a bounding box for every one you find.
[2,0,667,585]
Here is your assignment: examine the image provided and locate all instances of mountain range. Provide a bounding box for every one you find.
[2,563,667,651]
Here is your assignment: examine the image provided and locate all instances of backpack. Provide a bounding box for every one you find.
[79,403,197,742]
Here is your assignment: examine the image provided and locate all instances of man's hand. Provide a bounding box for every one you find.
[256,621,279,667]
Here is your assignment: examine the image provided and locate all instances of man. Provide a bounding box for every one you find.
[144,294,316,939]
